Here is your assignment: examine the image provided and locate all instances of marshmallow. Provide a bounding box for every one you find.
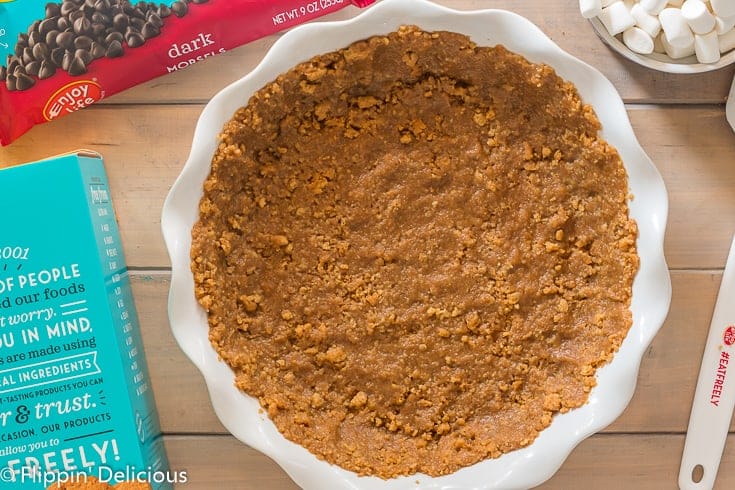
[640,0,669,14]
[659,8,696,47]
[580,0,603,18]
[715,15,735,34]
[599,1,637,35]
[661,30,696,57]
[694,31,722,62]
[711,0,735,19]
[721,28,735,52]
[681,0,716,34]
[623,26,656,52]
[581,0,735,63]
[631,3,663,37]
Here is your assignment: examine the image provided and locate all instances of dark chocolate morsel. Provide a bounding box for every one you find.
[90,42,106,59]
[112,13,129,31]
[56,31,75,50]
[6,74,17,91]
[74,36,93,50]
[130,17,145,31]
[32,43,50,60]
[51,47,65,67]
[130,7,146,20]
[105,31,124,45]
[15,72,35,91]
[0,65,5,82]
[157,5,172,18]
[46,30,60,48]
[56,17,70,31]
[171,1,188,17]
[67,56,87,76]
[33,43,51,61]
[39,60,57,79]
[91,12,110,24]
[28,31,42,48]
[22,47,34,65]
[46,3,62,18]
[92,23,106,37]
[105,39,124,58]
[141,21,160,39]
[61,50,74,71]
[25,60,41,77]
[73,17,92,36]
[75,48,93,66]
[60,1,78,17]
[7,57,20,74]
[95,0,112,12]
[125,31,145,48]
[39,18,58,37]
[69,10,86,23]
[146,11,163,28]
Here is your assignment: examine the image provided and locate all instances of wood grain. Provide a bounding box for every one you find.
[2,106,734,269]
[2,2,735,486]
[162,433,735,489]
[101,0,735,106]
[131,270,729,435]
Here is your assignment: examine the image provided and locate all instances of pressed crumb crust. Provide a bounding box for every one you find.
[191,26,639,478]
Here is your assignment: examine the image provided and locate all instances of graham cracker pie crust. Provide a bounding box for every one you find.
[191,26,639,478]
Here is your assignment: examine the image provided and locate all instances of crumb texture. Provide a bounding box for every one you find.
[191,26,639,478]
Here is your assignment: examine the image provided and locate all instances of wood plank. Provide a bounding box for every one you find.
[0,105,194,269]
[163,435,297,490]
[132,271,727,435]
[99,0,735,106]
[607,270,718,433]
[544,434,735,489]
[2,105,732,269]
[162,433,735,489]
[132,272,226,434]
[4,1,732,484]
[628,106,735,269]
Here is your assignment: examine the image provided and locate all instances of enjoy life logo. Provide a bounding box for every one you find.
[724,325,735,346]
[42,81,103,121]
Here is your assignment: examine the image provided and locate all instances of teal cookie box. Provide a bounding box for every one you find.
[0,152,172,489]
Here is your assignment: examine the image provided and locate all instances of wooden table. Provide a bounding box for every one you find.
[2,1,735,488]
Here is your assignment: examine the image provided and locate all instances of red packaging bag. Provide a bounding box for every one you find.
[0,0,375,145]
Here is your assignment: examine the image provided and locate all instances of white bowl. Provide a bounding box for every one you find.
[589,17,735,74]
[161,0,672,488]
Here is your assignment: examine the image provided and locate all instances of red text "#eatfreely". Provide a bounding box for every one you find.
[711,351,730,407]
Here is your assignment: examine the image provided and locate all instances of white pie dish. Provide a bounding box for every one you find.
[161,0,672,488]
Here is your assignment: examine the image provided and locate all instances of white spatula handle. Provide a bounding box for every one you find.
[679,234,735,490]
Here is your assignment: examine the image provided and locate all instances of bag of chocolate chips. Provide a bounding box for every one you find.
[0,0,374,145]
